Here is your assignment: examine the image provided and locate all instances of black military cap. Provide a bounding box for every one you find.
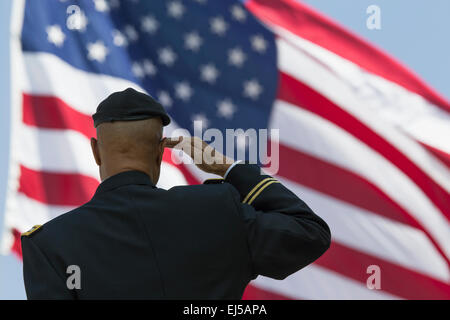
[92,88,171,127]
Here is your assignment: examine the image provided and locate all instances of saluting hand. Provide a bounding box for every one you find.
[164,136,234,177]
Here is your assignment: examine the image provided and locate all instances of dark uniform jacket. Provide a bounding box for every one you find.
[21,163,331,299]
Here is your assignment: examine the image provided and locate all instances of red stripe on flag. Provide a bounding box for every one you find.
[315,241,450,299]
[418,142,450,170]
[18,165,98,206]
[243,284,294,300]
[246,0,450,113]
[22,93,95,139]
[278,72,450,221]
[275,142,450,267]
[11,229,23,259]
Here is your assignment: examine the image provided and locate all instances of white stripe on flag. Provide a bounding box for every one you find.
[18,124,99,178]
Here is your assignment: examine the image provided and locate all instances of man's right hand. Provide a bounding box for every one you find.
[164,136,234,177]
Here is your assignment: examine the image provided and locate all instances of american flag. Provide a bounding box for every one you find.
[2,0,450,299]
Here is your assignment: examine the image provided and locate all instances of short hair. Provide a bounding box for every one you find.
[96,117,163,158]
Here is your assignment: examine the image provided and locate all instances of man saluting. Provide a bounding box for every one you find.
[21,88,331,299]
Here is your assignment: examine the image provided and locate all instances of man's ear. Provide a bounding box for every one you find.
[90,138,101,166]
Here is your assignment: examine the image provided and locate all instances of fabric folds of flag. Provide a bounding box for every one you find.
[2,0,450,299]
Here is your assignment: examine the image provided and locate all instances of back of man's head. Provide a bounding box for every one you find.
[90,88,170,183]
[91,117,164,183]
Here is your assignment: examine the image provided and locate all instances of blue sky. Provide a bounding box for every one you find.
[0,0,449,299]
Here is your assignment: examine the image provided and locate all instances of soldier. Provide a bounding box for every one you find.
[21,88,331,299]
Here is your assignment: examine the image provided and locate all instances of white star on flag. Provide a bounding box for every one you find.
[158,47,177,66]
[141,16,159,34]
[230,5,247,22]
[143,59,157,76]
[217,99,236,119]
[250,34,268,53]
[167,1,185,19]
[124,25,139,42]
[200,64,219,84]
[93,0,109,12]
[184,31,203,51]
[243,79,263,100]
[157,91,173,108]
[87,40,109,63]
[210,16,228,36]
[175,81,193,101]
[132,62,145,79]
[46,25,65,47]
[112,29,128,47]
[228,47,246,67]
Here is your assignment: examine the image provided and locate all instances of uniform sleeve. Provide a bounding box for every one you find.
[21,236,74,300]
[224,163,331,280]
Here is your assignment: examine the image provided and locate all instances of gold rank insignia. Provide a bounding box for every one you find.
[243,178,280,205]
[21,225,43,237]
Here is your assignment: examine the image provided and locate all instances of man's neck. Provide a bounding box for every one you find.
[101,162,154,183]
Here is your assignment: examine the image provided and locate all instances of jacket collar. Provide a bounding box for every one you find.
[95,170,155,195]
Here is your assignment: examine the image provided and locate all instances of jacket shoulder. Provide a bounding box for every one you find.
[203,178,225,185]
[168,180,234,194]
[21,202,91,243]
[167,181,240,206]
